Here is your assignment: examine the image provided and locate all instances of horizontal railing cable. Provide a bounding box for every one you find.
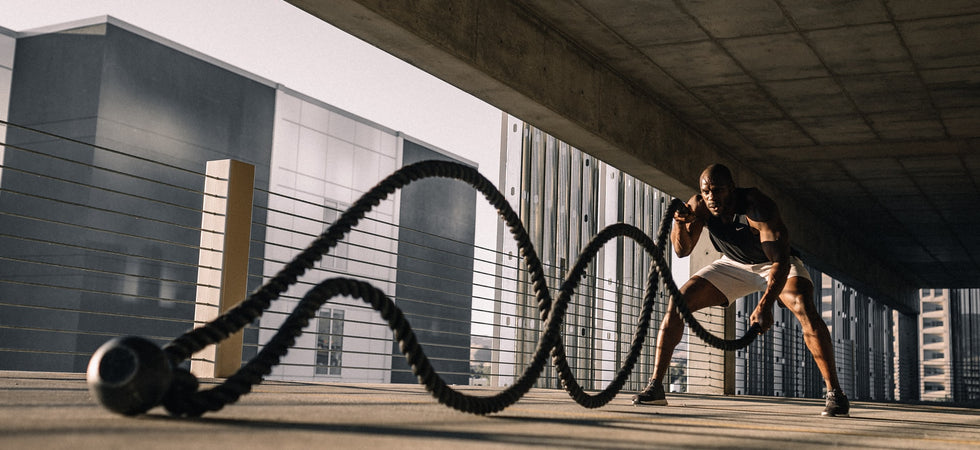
[252,221,648,312]
[0,301,195,328]
[254,192,655,319]
[0,146,216,215]
[248,248,646,334]
[1,121,924,405]
[0,252,212,295]
[1,119,209,180]
[0,187,216,246]
[89,160,756,418]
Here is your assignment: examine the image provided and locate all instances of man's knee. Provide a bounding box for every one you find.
[679,276,728,310]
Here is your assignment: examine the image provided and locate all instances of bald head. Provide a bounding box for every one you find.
[700,164,734,188]
[699,164,737,217]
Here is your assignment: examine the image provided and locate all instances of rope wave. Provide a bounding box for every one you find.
[158,160,760,417]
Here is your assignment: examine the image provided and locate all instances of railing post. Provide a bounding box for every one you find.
[192,159,254,378]
[724,306,736,395]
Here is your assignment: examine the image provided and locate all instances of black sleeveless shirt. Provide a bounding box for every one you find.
[705,188,770,264]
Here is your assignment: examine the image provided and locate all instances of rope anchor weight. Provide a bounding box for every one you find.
[86,160,760,417]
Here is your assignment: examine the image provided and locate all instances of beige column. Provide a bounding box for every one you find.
[192,159,255,378]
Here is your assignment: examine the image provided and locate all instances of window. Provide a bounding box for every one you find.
[320,201,349,271]
[316,309,345,375]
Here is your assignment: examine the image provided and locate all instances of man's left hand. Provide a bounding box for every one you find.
[750,303,774,335]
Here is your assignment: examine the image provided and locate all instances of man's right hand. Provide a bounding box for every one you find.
[674,202,695,223]
[670,195,703,258]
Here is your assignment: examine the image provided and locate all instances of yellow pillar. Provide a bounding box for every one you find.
[192,159,254,378]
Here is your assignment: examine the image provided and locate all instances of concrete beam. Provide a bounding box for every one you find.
[286,0,917,314]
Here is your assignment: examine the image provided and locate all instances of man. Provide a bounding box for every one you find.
[632,163,849,417]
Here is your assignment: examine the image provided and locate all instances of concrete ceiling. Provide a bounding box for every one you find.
[288,1,980,299]
[520,0,980,289]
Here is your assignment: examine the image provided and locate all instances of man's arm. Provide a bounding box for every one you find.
[671,195,705,258]
[746,190,791,333]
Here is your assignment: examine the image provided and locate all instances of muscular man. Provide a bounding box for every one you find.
[632,163,849,417]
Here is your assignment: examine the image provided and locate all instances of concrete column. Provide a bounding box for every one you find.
[894,308,921,402]
[192,159,255,378]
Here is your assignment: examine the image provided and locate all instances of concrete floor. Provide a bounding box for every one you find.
[2,371,979,449]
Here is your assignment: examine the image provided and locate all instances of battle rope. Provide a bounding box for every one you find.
[87,159,760,417]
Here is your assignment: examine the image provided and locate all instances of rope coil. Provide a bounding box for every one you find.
[152,159,759,416]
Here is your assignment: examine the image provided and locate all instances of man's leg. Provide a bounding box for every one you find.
[634,275,727,405]
[779,276,849,416]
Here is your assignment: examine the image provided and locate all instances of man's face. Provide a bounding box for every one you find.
[700,176,734,217]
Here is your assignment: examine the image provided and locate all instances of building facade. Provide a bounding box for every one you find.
[0,17,476,385]
[920,289,953,401]
[492,118,675,391]
[1,18,274,371]
[920,288,980,404]
[948,288,980,404]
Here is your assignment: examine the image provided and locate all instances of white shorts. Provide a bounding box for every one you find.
[693,255,811,306]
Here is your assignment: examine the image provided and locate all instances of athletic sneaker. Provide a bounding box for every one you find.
[632,380,668,406]
[822,389,850,417]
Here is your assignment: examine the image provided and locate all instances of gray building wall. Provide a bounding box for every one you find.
[390,140,476,385]
[1,17,479,380]
[950,289,980,404]
[501,124,672,392]
[0,20,274,371]
[894,309,921,402]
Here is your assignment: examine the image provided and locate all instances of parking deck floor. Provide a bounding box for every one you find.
[2,371,979,449]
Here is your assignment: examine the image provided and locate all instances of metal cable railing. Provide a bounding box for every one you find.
[3,118,960,405]
[241,199,672,387]
[0,121,216,369]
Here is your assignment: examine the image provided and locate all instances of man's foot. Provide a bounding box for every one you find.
[632,380,668,406]
[822,389,850,417]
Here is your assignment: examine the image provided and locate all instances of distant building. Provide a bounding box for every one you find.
[948,288,980,404]
[0,17,475,385]
[919,289,953,401]
[820,275,895,401]
[495,119,674,392]
[920,288,980,404]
